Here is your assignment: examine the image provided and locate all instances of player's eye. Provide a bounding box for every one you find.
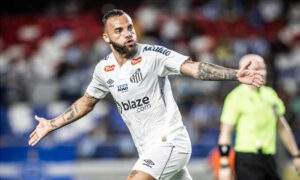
[115,28,122,33]
[128,25,133,31]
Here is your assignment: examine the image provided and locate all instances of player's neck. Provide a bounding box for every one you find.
[113,52,128,67]
[112,48,137,67]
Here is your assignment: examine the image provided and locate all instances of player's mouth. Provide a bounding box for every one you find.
[126,39,135,46]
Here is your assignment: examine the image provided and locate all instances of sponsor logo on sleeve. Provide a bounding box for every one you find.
[131,56,142,65]
[130,68,143,83]
[104,64,115,72]
[117,83,128,92]
[116,96,151,114]
[142,159,155,168]
[106,79,114,88]
[143,46,171,56]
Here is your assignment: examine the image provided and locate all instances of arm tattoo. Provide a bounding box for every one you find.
[197,62,237,81]
[129,170,138,177]
[63,108,75,121]
[74,103,79,113]
[50,119,58,128]
[63,104,78,122]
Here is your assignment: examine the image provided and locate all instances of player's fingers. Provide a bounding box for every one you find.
[258,78,265,85]
[29,139,36,146]
[28,137,35,146]
[29,135,40,146]
[254,76,264,84]
[252,81,260,88]
[30,130,36,138]
[34,115,42,122]
[254,74,264,82]
[30,137,41,146]
[239,69,256,78]
[241,60,252,71]
[255,73,264,82]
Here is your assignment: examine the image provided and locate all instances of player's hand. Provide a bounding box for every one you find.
[218,166,232,180]
[28,115,52,146]
[237,61,265,88]
[293,157,300,176]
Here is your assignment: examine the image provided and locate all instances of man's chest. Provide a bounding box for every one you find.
[101,58,156,99]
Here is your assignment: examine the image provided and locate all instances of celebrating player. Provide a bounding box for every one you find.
[29,9,264,180]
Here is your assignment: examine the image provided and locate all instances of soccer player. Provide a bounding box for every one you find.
[29,9,264,180]
[218,55,300,180]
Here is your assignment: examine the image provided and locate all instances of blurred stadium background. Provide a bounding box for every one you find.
[0,0,300,179]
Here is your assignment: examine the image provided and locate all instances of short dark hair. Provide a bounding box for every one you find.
[102,9,126,28]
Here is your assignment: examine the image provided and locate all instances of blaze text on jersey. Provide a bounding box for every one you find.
[118,96,151,113]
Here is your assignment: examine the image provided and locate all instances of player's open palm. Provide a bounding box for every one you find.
[28,115,52,146]
[237,61,265,88]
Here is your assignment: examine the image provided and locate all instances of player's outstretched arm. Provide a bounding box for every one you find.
[28,93,99,146]
[181,59,264,87]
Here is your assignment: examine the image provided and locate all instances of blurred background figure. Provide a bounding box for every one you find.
[217,55,300,180]
[0,0,299,180]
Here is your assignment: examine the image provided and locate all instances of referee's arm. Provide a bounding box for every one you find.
[218,123,234,164]
[277,115,300,176]
[217,123,234,180]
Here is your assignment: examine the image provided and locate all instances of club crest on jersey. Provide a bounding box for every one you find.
[131,56,142,65]
[117,83,128,92]
[104,65,115,72]
[107,79,114,88]
[130,68,143,83]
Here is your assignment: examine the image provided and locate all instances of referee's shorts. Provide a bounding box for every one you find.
[235,151,281,180]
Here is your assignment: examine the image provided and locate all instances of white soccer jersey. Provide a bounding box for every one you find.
[86,43,191,155]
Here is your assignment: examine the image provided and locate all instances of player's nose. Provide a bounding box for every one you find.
[124,31,133,39]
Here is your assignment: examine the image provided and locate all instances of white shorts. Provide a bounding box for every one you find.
[132,141,192,180]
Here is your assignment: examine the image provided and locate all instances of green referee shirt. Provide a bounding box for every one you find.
[221,84,285,154]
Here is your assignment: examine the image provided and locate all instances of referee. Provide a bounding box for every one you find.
[217,54,300,180]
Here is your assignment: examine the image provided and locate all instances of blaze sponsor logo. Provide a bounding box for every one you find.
[104,65,115,72]
[142,159,155,168]
[143,46,171,56]
[107,79,114,88]
[116,96,151,114]
[130,68,143,83]
[131,56,142,65]
[117,83,128,92]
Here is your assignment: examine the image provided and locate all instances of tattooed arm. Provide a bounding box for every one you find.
[28,93,99,146]
[181,59,264,87]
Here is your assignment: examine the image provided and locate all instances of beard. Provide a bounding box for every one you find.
[110,39,137,57]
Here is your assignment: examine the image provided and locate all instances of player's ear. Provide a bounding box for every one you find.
[103,33,110,43]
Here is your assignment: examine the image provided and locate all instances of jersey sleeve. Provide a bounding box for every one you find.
[269,88,285,116]
[152,45,189,77]
[220,91,240,125]
[86,63,109,99]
